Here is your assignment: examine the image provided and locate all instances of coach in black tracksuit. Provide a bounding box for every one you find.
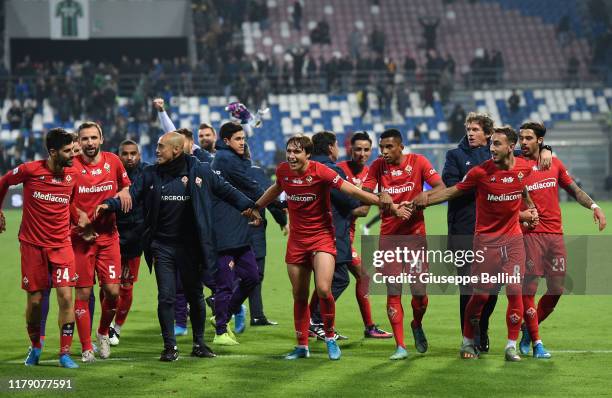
[246,159,287,326]
[101,132,258,361]
[309,132,364,337]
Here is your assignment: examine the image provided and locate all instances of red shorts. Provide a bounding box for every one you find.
[73,238,122,287]
[286,233,336,266]
[524,234,567,277]
[378,234,430,277]
[20,241,76,292]
[472,236,525,290]
[121,256,141,284]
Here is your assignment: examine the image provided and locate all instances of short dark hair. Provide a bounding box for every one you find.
[380,129,403,143]
[46,128,74,152]
[219,121,243,141]
[351,131,372,145]
[199,123,216,133]
[286,135,313,155]
[175,128,193,140]
[312,131,337,156]
[77,121,103,138]
[119,139,139,152]
[493,126,518,145]
[465,112,495,135]
[520,121,546,138]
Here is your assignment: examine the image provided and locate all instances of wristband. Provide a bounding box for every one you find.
[540,144,553,152]
[591,203,600,210]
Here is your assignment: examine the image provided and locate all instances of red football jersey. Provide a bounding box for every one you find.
[0,160,78,248]
[276,161,344,239]
[456,157,532,240]
[71,152,130,243]
[363,154,441,235]
[338,160,369,242]
[522,157,573,234]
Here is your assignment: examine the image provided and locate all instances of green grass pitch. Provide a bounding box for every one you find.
[0,203,611,397]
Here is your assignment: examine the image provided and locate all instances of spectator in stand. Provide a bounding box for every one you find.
[508,90,520,114]
[7,100,23,131]
[419,16,440,50]
[567,55,580,88]
[291,1,302,31]
[404,52,417,84]
[448,104,467,143]
[370,25,386,56]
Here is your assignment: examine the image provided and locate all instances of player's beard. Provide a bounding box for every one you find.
[83,146,100,159]
[58,155,74,168]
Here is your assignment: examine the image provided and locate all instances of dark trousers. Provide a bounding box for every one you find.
[214,246,260,334]
[151,240,206,348]
[311,262,350,324]
[248,257,266,320]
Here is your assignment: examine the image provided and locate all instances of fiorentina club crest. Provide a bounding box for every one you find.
[405,165,413,176]
[181,176,189,187]
[305,176,313,184]
[518,172,524,181]
[104,163,111,173]
[509,313,521,324]
[228,260,235,270]
[195,177,202,187]
[22,276,29,287]
[65,175,72,182]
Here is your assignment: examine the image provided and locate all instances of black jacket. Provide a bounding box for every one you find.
[211,140,265,252]
[116,160,149,258]
[247,163,287,259]
[311,155,362,264]
[104,155,255,271]
[442,136,490,235]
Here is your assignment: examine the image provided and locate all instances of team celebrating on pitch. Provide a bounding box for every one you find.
[0,104,606,367]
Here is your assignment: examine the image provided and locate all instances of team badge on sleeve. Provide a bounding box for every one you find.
[12,167,19,175]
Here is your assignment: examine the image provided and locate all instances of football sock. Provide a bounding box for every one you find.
[98,296,117,336]
[75,299,93,351]
[294,299,310,346]
[522,294,540,342]
[27,323,42,349]
[355,274,374,327]
[59,322,75,356]
[463,294,489,339]
[115,285,134,327]
[410,294,428,328]
[319,294,336,339]
[387,295,405,348]
[506,291,524,341]
[537,293,561,324]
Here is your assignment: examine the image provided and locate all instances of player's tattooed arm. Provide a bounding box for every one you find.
[565,182,607,231]
[0,210,6,233]
[522,186,536,209]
